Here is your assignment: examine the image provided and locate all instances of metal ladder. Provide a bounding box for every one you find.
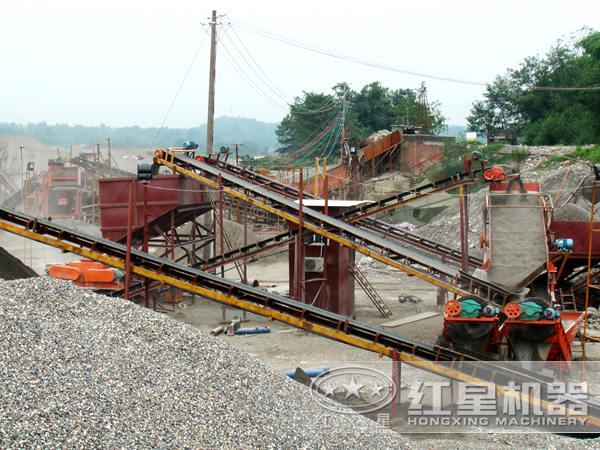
[558,288,578,311]
[349,263,393,317]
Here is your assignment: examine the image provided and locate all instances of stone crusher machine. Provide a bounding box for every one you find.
[441,169,584,366]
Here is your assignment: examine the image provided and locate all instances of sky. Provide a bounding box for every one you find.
[0,0,598,129]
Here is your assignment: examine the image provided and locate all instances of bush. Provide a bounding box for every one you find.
[424,142,529,182]
[546,145,600,164]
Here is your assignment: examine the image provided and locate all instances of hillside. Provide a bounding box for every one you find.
[0,117,278,156]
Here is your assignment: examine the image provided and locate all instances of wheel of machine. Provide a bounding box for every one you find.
[505,302,521,319]
[445,300,462,316]
[510,297,556,341]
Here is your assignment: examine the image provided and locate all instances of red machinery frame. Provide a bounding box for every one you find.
[500,311,584,368]
[442,300,502,354]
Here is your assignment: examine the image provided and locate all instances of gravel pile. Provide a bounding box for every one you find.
[417,158,597,249]
[0,246,38,280]
[364,129,391,144]
[0,277,403,448]
[584,308,600,329]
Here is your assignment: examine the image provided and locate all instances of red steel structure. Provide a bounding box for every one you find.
[99,174,216,306]
[99,174,214,266]
[288,199,358,317]
[34,159,82,218]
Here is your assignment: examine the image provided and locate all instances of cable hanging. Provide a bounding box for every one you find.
[151,29,209,148]
[230,20,487,87]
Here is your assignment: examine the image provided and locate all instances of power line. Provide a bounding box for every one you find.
[532,86,600,91]
[228,25,292,104]
[286,107,343,160]
[151,30,208,147]
[219,39,289,110]
[290,95,343,115]
[226,25,344,115]
[231,20,487,87]
[223,33,290,105]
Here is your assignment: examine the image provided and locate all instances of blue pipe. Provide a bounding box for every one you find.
[285,366,329,378]
[235,327,271,335]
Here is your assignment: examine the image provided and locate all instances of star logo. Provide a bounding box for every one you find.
[366,383,384,399]
[321,383,336,397]
[343,376,364,399]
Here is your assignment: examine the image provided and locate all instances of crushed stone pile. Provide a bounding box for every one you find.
[0,277,402,448]
[417,160,598,249]
[0,245,38,280]
[364,129,391,144]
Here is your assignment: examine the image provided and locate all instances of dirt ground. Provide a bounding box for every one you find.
[166,254,443,370]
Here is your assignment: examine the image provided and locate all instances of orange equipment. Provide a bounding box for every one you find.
[46,259,124,290]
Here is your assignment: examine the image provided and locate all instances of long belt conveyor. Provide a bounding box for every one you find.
[200,156,317,200]
[196,158,483,271]
[0,207,525,368]
[1,206,599,426]
[197,155,483,269]
[157,151,509,303]
[197,216,482,274]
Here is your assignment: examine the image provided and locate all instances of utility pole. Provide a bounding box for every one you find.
[106,137,112,167]
[19,146,24,211]
[206,10,218,156]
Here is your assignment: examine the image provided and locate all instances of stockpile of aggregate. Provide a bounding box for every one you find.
[0,277,402,448]
[417,159,598,249]
[0,246,38,280]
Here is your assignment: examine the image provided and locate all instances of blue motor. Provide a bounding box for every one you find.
[543,307,560,320]
[482,305,499,317]
[183,141,198,150]
[555,238,573,251]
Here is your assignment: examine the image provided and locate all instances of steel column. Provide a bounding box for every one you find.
[143,180,149,307]
[124,181,133,299]
[297,171,304,302]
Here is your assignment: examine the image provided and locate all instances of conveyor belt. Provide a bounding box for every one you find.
[200,155,316,200]
[70,156,133,178]
[202,153,479,222]
[197,217,482,274]
[0,206,503,364]
[201,154,484,269]
[158,151,509,302]
[355,218,483,269]
[2,205,600,427]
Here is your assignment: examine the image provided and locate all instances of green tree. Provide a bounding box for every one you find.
[275,90,342,156]
[468,29,600,145]
[276,81,446,158]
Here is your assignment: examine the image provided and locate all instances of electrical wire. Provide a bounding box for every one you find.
[150,30,209,148]
[227,24,344,116]
[228,25,291,104]
[285,85,349,161]
[231,20,487,87]
[279,108,341,158]
[291,97,343,115]
[224,33,289,104]
[219,39,289,110]
[286,110,342,162]
[532,86,600,91]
